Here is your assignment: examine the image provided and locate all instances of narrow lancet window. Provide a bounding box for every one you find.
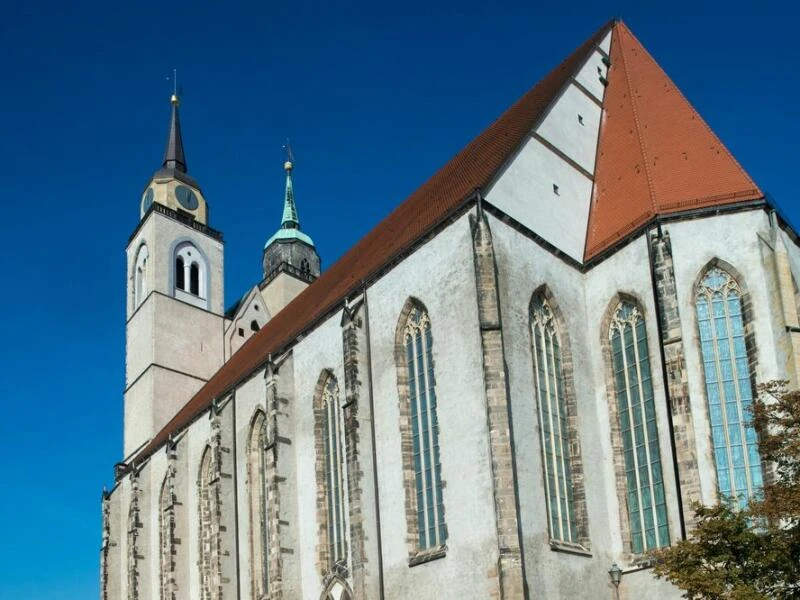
[321,375,347,566]
[248,412,269,598]
[190,263,200,295]
[198,447,220,600]
[696,267,763,507]
[531,294,577,543]
[159,476,174,600]
[609,301,669,554]
[403,305,446,550]
[175,256,185,291]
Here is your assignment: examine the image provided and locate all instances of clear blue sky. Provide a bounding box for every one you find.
[0,1,796,597]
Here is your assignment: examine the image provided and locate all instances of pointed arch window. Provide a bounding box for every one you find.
[401,305,446,551]
[248,412,269,598]
[696,267,763,507]
[198,446,220,600]
[134,244,149,308]
[609,301,669,554]
[317,374,347,567]
[531,294,578,544]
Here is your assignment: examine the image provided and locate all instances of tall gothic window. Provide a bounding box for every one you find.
[402,304,446,550]
[159,475,174,600]
[199,447,220,600]
[248,411,269,597]
[531,294,578,544]
[609,301,669,554]
[696,267,763,507]
[319,374,347,567]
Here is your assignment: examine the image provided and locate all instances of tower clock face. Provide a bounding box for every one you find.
[175,185,199,211]
[142,188,154,213]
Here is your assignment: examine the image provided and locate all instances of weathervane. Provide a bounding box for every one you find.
[283,138,294,171]
[167,68,181,105]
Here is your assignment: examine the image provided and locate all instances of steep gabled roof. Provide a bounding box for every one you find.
[130,20,612,465]
[129,19,764,465]
[585,21,762,258]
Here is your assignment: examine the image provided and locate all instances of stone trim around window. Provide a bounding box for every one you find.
[394,297,448,564]
[529,285,591,551]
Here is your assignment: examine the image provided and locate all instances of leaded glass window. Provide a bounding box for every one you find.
[610,301,669,554]
[322,375,347,566]
[404,306,446,549]
[198,447,220,600]
[248,412,269,598]
[696,267,763,508]
[531,295,577,543]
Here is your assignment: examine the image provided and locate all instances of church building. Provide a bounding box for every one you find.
[100,19,800,599]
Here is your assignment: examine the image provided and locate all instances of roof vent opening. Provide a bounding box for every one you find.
[553,184,560,196]
[602,55,612,68]
[578,114,584,126]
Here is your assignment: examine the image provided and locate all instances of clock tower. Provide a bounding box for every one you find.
[123,93,225,458]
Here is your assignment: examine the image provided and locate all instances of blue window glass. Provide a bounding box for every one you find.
[696,267,762,508]
[404,306,446,549]
[610,301,669,554]
[531,295,578,543]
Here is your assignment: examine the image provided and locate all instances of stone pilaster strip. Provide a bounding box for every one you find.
[470,212,525,600]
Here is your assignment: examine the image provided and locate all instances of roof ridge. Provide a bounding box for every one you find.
[618,24,658,214]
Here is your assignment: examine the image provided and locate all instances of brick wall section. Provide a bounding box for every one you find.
[648,229,701,530]
[470,212,525,599]
[342,307,367,599]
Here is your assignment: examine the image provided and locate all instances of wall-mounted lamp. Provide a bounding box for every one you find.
[608,562,623,600]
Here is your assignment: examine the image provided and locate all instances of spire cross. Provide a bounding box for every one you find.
[167,68,180,105]
[283,139,295,171]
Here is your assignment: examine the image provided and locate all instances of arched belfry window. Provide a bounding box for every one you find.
[396,302,447,554]
[608,300,669,554]
[314,373,348,570]
[248,411,269,598]
[530,293,581,544]
[173,241,207,305]
[696,266,763,507]
[134,244,149,308]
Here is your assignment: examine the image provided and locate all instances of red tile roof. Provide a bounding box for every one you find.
[130,19,763,466]
[585,21,762,258]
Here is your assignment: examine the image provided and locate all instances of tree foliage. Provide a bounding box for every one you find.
[652,382,800,599]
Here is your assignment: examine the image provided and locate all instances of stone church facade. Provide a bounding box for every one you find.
[101,19,800,599]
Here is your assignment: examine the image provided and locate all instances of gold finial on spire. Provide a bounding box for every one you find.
[283,138,294,171]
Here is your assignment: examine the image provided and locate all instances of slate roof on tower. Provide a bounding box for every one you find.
[129,18,767,466]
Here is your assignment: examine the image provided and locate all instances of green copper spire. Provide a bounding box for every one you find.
[281,161,299,227]
[264,159,315,249]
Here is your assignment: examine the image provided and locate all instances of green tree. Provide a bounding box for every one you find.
[652,382,800,599]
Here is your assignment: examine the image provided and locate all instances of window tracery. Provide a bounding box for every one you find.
[248,411,269,598]
[696,267,763,507]
[530,294,578,544]
[609,300,669,554]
